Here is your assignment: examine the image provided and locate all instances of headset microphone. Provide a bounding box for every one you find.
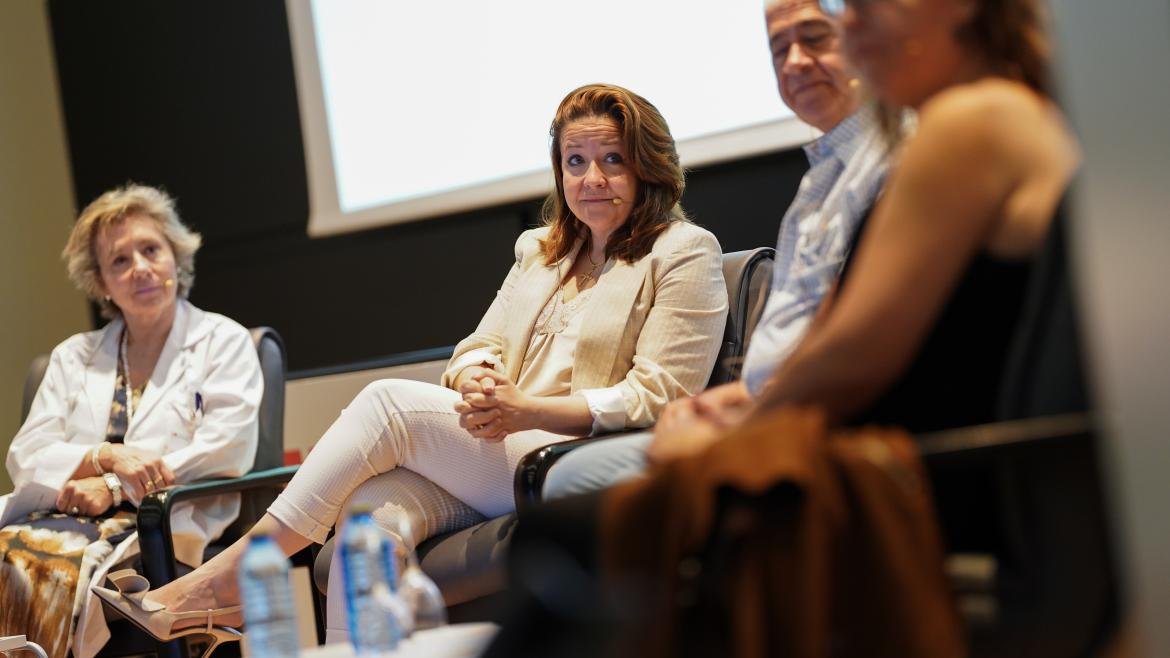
[164,279,174,288]
[612,197,622,205]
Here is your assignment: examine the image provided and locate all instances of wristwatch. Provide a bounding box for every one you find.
[102,472,123,507]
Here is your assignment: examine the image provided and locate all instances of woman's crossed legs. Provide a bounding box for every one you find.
[132,378,571,630]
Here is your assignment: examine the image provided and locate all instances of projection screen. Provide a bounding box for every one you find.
[286,0,815,237]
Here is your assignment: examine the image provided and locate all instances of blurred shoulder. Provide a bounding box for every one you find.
[920,79,1041,121]
[907,79,1079,197]
[917,79,1071,154]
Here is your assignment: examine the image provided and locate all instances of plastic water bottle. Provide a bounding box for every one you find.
[387,515,447,632]
[239,534,300,658]
[399,555,447,631]
[376,529,417,637]
[341,508,403,653]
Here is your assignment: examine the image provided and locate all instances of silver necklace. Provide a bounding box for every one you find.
[120,328,137,424]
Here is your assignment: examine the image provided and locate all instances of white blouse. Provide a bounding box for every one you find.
[516,285,595,397]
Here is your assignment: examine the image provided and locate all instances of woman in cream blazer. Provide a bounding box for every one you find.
[442,220,727,433]
[94,84,727,643]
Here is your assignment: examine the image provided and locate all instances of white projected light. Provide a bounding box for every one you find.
[287,0,815,237]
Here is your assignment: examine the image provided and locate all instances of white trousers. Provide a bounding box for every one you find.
[266,378,573,639]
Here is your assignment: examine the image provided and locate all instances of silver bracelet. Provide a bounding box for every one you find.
[90,442,109,475]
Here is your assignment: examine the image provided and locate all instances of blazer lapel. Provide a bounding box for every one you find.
[572,256,647,391]
[83,321,122,434]
[503,240,581,381]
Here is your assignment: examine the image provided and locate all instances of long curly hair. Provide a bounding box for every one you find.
[540,84,687,265]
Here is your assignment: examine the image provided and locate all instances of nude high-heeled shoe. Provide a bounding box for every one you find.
[93,570,243,658]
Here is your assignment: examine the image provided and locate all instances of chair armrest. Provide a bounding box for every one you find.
[916,412,1116,654]
[917,412,1092,463]
[137,465,300,587]
[514,432,647,513]
[287,345,456,380]
[515,414,1092,512]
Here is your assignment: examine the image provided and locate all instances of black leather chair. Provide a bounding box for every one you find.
[20,326,298,658]
[512,246,773,506]
[19,355,51,423]
[132,327,289,586]
[913,215,1117,656]
[311,248,776,619]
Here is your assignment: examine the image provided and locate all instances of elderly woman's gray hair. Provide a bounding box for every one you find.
[62,184,202,319]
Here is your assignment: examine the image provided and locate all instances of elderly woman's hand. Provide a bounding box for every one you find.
[454,370,537,441]
[104,444,175,504]
[55,476,114,517]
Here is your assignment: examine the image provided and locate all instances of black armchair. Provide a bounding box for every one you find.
[915,213,1116,656]
[127,328,314,658]
[135,327,290,588]
[513,246,774,508]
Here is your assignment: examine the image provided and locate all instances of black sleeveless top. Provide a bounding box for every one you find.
[838,202,1071,433]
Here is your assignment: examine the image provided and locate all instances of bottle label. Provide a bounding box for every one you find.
[342,516,401,652]
[239,539,300,658]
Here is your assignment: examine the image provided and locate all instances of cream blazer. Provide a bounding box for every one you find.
[441,221,728,430]
[5,300,262,566]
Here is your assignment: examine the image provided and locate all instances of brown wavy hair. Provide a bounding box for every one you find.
[540,83,687,265]
[956,0,1052,97]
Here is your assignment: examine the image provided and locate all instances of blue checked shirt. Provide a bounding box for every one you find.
[741,106,890,395]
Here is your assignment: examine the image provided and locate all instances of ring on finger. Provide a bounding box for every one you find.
[69,506,80,515]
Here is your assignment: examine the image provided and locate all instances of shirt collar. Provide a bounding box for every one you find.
[802,105,877,168]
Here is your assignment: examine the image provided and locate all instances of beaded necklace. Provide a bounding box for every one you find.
[119,328,138,424]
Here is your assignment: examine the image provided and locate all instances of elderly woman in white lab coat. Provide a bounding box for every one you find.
[0,184,262,658]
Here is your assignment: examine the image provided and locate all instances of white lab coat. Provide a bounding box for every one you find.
[3,299,262,657]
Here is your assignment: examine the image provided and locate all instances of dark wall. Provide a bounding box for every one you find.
[48,0,808,372]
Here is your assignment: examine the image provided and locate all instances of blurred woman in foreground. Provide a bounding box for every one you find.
[650,0,1077,457]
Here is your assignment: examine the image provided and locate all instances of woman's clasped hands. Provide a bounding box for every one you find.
[107,444,176,504]
[54,444,176,515]
[453,366,537,442]
[55,477,115,517]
